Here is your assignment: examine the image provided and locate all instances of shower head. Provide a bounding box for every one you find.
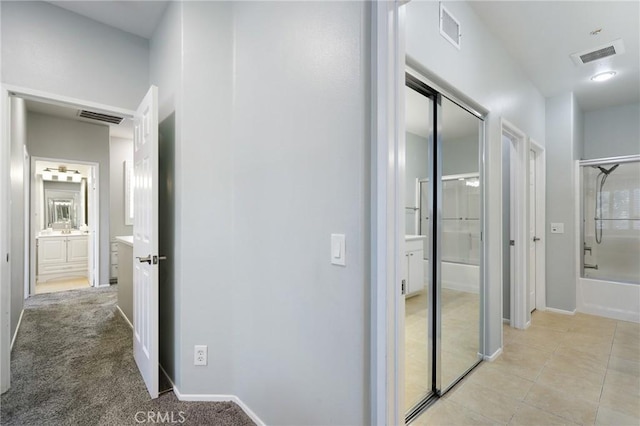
[597,164,620,175]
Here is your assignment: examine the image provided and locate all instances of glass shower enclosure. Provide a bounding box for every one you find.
[580,158,640,284]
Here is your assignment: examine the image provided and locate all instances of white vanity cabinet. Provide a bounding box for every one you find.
[37,234,88,282]
[404,236,426,296]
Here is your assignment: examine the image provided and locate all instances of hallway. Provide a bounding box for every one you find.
[0,287,254,426]
[413,310,640,425]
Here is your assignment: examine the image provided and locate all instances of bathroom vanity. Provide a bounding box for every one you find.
[36,231,88,283]
[404,235,426,296]
[115,235,134,325]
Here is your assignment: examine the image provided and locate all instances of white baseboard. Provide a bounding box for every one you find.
[95,283,111,288]
[116,305,133,329]
[545,307,576,315]
[10,309,25,351]
[502,318,510,324]
[172,386,265,426]
[483,347,502,362]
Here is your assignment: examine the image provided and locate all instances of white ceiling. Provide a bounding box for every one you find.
[25,99,134,139]
[468,1,640,111]
[46,0,169,39]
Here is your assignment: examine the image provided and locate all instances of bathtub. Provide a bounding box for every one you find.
[421,260,480,294]
[577,277,640,323]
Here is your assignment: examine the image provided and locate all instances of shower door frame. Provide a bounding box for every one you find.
[578,154,640,281]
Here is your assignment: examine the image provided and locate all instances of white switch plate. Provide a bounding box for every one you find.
[550,223,564,234]
[331,234,346,266]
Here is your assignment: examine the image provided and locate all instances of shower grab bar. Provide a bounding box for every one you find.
[584,263,599,270]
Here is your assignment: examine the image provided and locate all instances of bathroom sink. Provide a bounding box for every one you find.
[38,229,85,237]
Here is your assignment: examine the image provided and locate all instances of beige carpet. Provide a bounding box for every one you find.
[0,286,255,426]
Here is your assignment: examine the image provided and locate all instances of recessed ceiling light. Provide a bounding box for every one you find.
[591,71,616,82]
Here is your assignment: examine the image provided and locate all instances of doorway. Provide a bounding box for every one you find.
[29,157,99,295]
[501,121,532,329]
[0,84,144,398]
[403,72,484,422]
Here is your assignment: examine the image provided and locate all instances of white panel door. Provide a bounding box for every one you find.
[529,151,536,313]
[133,86,159,399]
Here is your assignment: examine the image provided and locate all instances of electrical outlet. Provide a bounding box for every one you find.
[194,345,207,366]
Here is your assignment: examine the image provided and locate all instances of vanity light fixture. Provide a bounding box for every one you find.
[591,71,617,82]
[42,166,83,182]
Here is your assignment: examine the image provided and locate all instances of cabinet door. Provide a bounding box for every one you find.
[38,238,66,265]
[67,237,88,263]
[408,251,425,294]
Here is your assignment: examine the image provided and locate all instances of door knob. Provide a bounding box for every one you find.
[136,255,151,264]
[533,237,541,242]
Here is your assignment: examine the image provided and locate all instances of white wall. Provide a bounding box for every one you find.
[545,93,579,312]
[583,102,640,160]
[1,0,149,110]
[150,2,371,424]
[405,0,546,353]
[27,113,110,286]
[9,97,26,338]
[231,2,369,423]
[109,137,133,241]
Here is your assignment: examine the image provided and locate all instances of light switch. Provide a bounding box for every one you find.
[550,223,564,234]
[331,234,346,266]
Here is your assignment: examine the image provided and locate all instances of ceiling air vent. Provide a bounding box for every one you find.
[570,39,625,66]
[77,110,124,125]
[440,4,461,50]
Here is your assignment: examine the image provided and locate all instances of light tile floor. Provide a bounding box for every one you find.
[35,276,90,294]
[405,288,481,410]
[412,310,640,425]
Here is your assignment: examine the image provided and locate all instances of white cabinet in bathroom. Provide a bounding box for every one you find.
[110,241,119,282]
[404,236,426,296]
[37,235,88,283]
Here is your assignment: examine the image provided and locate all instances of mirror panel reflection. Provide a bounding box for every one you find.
[44,187,81,230]
[404,84,433,411]
[439,97,482,390]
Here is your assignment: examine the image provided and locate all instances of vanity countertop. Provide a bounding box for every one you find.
[115,235,134,247]
[37,230,89,238]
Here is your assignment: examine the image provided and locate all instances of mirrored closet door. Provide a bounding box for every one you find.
[404,73,484,421]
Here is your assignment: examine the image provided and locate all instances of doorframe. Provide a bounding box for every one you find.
[0,83,134,394]
[1,87,11,394]
[529,139,546,311]
[502,119,529,330]
[29,156,100,295]
[371,1,405,424]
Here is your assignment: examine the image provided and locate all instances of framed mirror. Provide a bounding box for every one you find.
[44,188,80,229]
